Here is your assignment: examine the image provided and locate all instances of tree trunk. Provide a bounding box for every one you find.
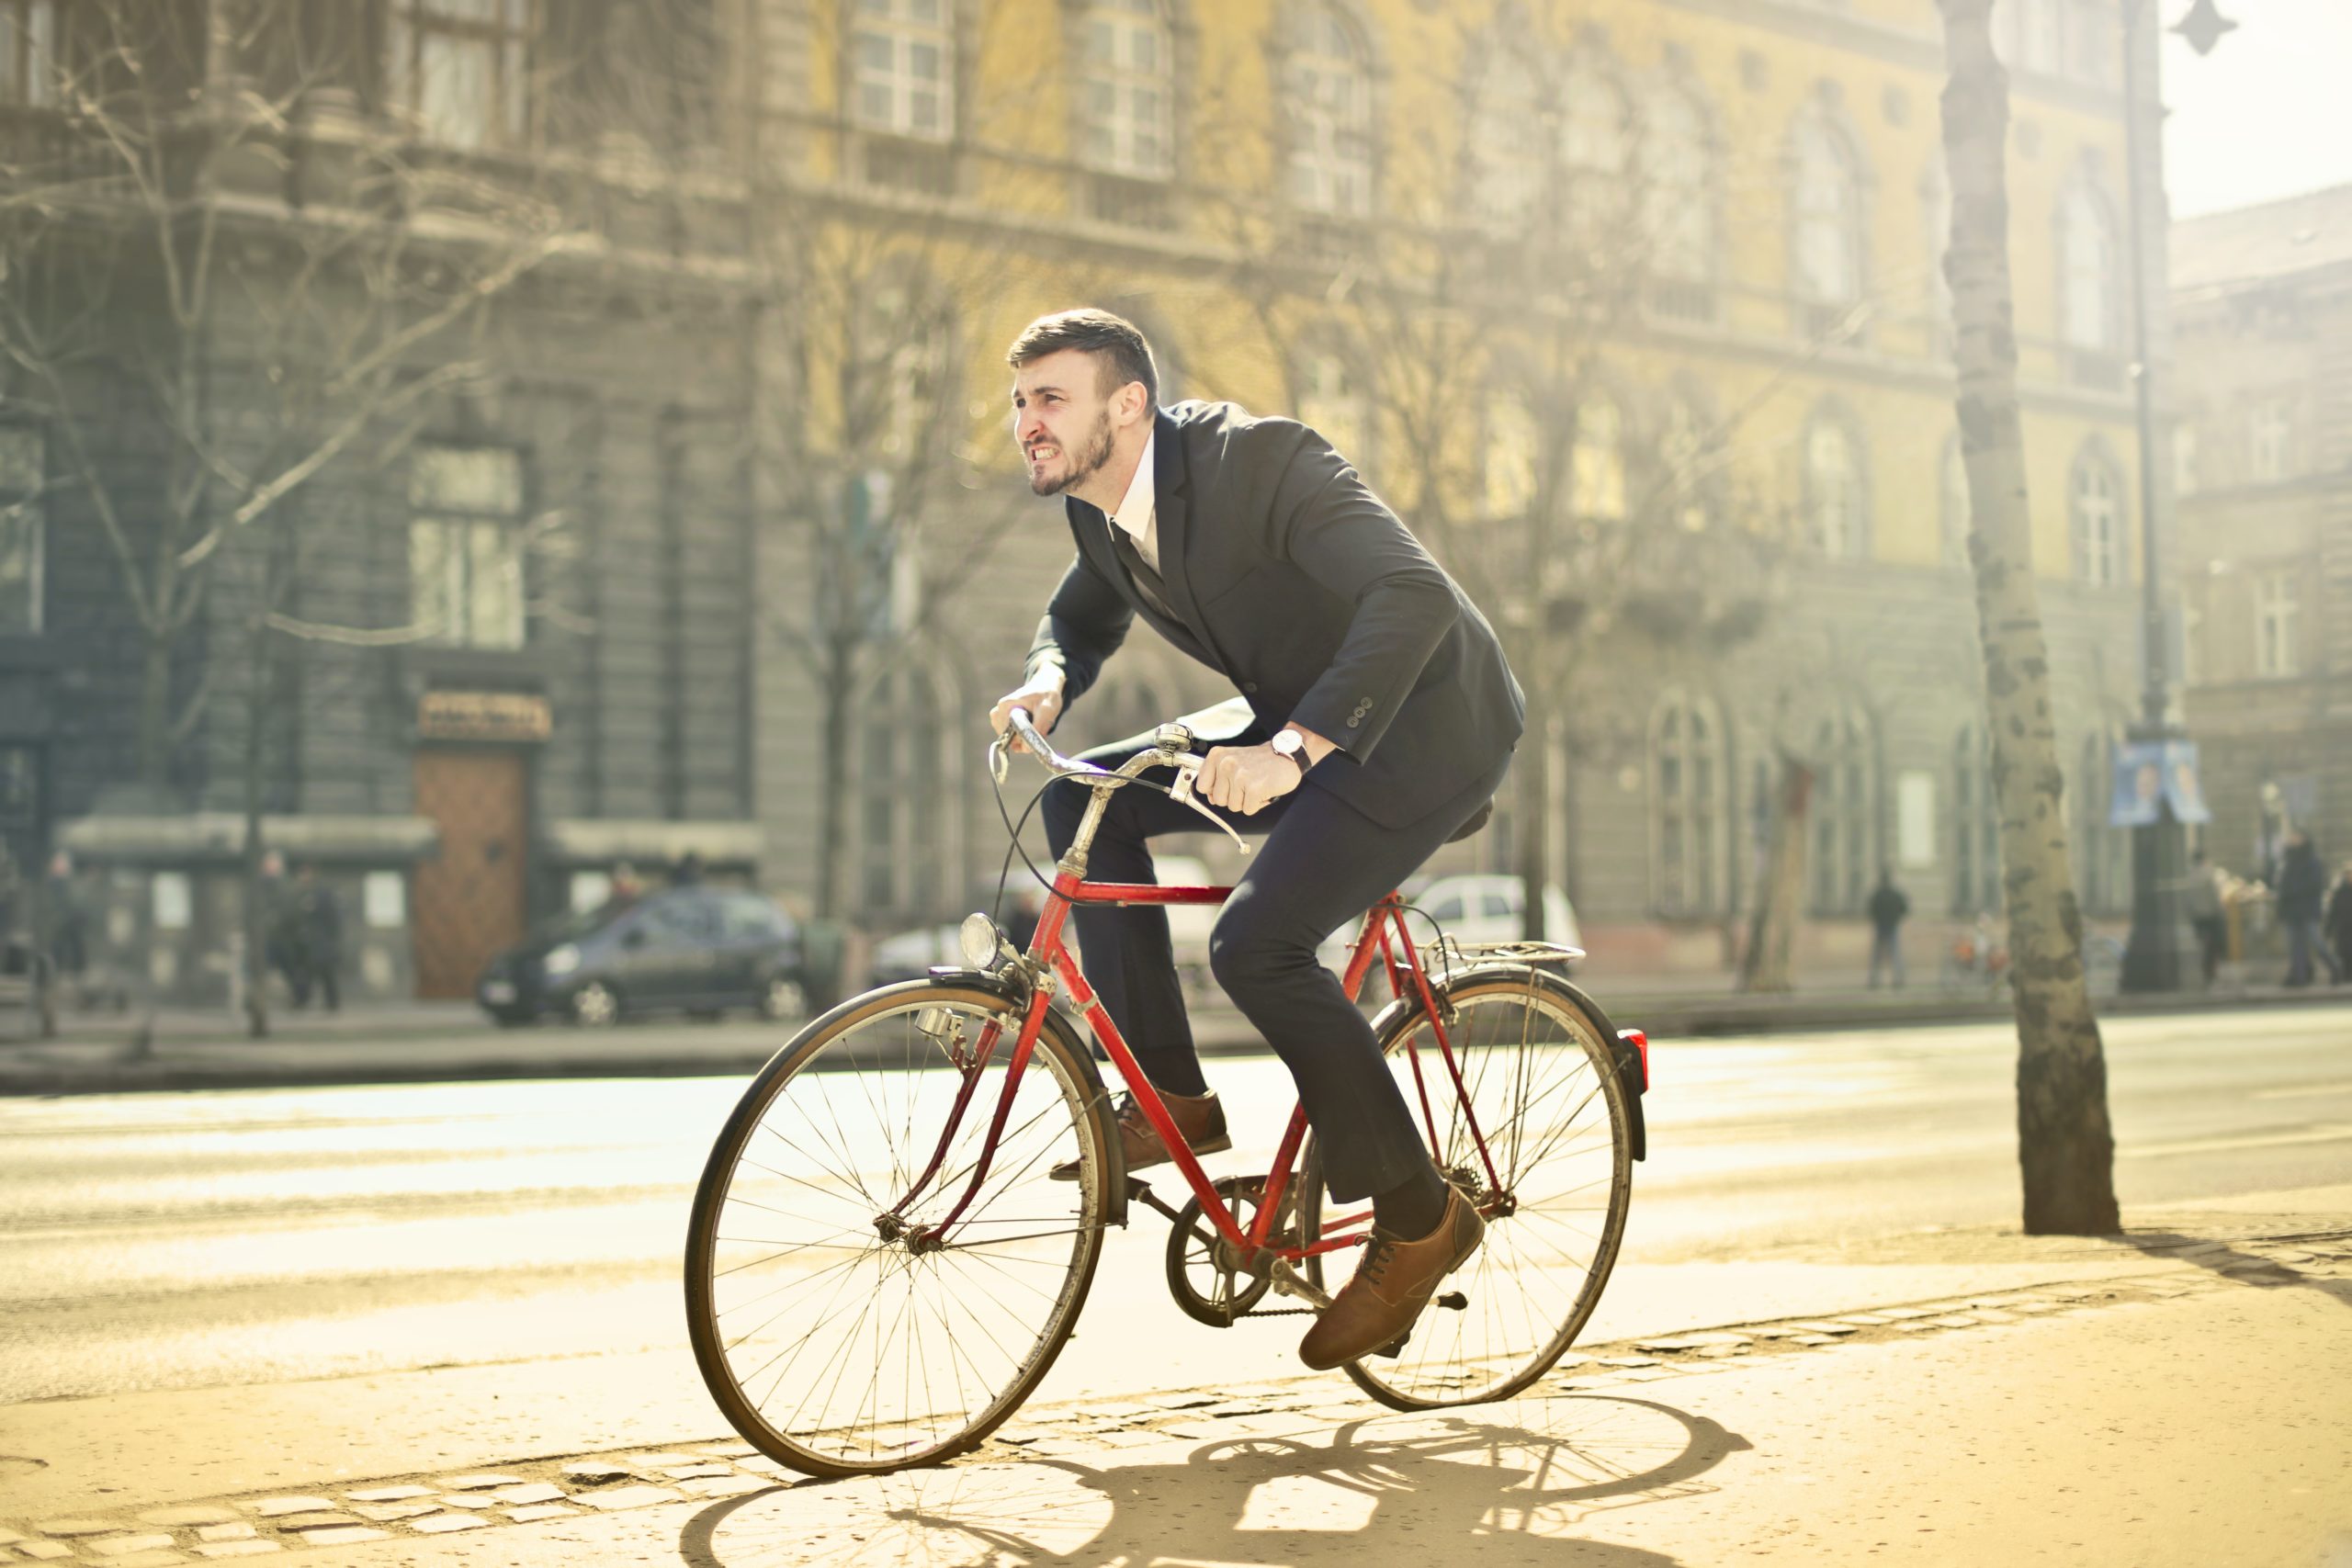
[1939,0,2119,1235]
[241,623,271,1040]
[137,630,175,790]
[1515,707,1550,942]
[1740,759,1811,994]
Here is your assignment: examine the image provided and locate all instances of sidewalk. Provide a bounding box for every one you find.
[3,1188,2346,1565]
[6,982,2347,1096]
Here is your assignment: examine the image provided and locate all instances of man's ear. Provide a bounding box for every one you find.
[1118,379,1150,426]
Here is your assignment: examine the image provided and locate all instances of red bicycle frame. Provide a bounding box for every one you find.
[908,867,1497,1266]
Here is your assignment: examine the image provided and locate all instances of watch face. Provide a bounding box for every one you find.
[1273,732,1302,756]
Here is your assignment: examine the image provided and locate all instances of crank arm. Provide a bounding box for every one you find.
[1265,1256,1334,1313]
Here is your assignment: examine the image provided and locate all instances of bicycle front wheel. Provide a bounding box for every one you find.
[1302,970,1633,1409]
[684,982,1112,1475]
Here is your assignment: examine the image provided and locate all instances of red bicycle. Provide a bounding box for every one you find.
[685,712,1649,1477]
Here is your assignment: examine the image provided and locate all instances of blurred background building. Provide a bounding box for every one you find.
[2170,184,2352,886]
[0,0,2173,1004]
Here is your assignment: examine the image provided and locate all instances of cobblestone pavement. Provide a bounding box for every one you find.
[6,1229,2344,1564]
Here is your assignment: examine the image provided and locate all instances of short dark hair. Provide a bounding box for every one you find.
[1006,309,1159,406]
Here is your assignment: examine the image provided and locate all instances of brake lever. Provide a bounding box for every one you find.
[1167,754,1250,856]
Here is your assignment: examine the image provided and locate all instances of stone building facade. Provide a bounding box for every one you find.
[2171,184,2352,885]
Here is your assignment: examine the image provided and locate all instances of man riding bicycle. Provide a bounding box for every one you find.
[989,309,1525,1369]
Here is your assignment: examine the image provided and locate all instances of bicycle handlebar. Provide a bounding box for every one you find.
[993,706,1250,855]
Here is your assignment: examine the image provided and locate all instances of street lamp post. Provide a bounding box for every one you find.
[2117,0,2232,994]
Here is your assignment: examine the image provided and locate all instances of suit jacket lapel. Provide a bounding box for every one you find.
[1150,409,1207,636]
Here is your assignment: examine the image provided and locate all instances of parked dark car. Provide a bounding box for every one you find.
[476,887,808,1027]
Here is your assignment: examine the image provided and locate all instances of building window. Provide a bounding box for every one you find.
[1080,0,1173,181]
[410,446,526,649]
[2069,447,2121,586]
[0,427,43,635]
[2254,571,2300,678]
[1296,351,1370,468]
[1560,57,1631,242]
[1652,691,1729,916]
[1941,434,1972,569]
[1659,393,1713,531]
[1644,85,1714,318]
[1790,113,1863,335]
[2059,183,2120,381]
[386,0,535,151]
[852,0,954,142]
[0,1,59,107]
[2248,400,2291,483]
[1468,42,1546,228]
[1804,412,1867,558]
[1810,706,1874,916]
[1283,5,1374,218]
[860,662,943,919]
[1484,392,1539,522]
[1570,395,1625,522]
[1952,726,2000,913]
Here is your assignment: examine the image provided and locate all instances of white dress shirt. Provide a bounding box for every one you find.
[1108,429,1159,573]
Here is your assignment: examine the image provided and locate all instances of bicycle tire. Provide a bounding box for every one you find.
[1299,968,1634,1410]
[684,981,1113,1476]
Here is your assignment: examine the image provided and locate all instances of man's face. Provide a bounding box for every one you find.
[1011,349,1124,498]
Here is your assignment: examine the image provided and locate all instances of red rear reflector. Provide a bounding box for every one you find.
[1619,1028,1649,1092]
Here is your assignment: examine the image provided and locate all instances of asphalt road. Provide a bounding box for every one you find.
[4,1004,2346,1410]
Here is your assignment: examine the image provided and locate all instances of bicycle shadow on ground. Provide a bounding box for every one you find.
[2122,1229,2352,1314]
[679,1390,1747,1568]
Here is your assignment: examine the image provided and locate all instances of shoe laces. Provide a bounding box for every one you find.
[1356,1230,1401,1288]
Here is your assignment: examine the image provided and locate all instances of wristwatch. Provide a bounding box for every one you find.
[1271,729,1309,777]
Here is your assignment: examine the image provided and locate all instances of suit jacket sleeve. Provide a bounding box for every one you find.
[1268,424,1459,762]
[1023,543,1134,706]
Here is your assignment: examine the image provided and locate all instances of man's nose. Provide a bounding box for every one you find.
[1015,409,1044,444]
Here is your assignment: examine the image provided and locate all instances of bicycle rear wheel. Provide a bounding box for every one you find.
[684,982,1112,1475]
[1301,970,1633,1409]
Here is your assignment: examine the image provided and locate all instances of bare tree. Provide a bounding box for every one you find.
[1937,0,2119,1234]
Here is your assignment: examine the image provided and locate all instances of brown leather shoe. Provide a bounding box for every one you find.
[1297,1187,1485,1371]
[1051,1088,1230,1180]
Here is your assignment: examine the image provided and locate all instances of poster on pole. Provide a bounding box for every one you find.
[2110,739,2211,827]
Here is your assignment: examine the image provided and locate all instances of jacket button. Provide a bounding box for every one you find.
[1242,682,1259,694]
[1346,716,1362,729]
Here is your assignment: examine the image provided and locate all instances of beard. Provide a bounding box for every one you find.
[1027,407,1117,497]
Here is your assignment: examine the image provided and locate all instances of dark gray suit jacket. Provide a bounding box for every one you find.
[1024,402,1524,830]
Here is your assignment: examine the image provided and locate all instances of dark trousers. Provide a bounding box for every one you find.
[2191,915,2226,984]
[1043,728,1509,1202]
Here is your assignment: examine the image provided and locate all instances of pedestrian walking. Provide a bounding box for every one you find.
[289,861,343,1012]
[1867,868,1910,989]
[2274,831,2340,987]
[2325,862,2352,987]
[38,851,88,1002]
[258,851,310,1004]
[2188,850,2229,986]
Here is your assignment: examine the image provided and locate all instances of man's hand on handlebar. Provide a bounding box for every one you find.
[989,677,1065,753]
[1197,743,1303,818]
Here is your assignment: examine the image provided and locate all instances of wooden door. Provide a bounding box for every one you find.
[412,750,528,998]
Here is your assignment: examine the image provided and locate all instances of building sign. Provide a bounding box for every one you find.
[2110,739,2210,828]
[417,690,552,744]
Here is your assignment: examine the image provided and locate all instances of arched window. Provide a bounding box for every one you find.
[1790,112,1864,334]
[1283,5,1374,218]
[1653,691,1730,915]
[860,660,945,921]
[1295,348,1371,467]
[2059,181,2121,371]
[1469,42,1546,227]
[1080,0,1173,180]
[1804,410,1869,558]
[2069,445,2123,586]
[1810,706,1875,915]
[2075,728,2130,916]
[1644,83,1714,315]
[1571,394,1625,522]
[1941,434,1973,569]
[1952,725,2001,913]
[1561,56,1631,240]
[851,0,955,142]
[1484,390,1540,522]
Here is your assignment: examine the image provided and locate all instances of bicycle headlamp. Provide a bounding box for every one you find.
[959,912,1009,971]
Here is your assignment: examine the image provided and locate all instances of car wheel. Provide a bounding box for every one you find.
[571,981,622,1028]
[759,976,807,1021]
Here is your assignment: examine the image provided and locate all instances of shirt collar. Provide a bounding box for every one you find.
[1108,428,1156,545]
